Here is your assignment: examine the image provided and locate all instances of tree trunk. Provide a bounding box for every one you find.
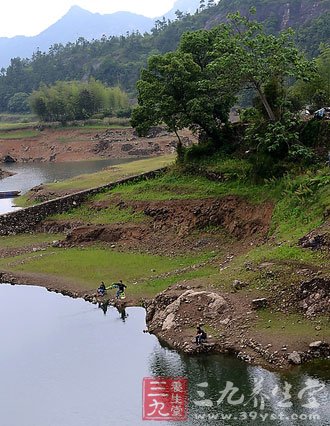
[255,84,276,122]
[174,129,184,163]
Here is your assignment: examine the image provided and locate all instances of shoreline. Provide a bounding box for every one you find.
[1,273,329,372]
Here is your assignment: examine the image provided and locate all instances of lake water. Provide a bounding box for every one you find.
[0,158,140,214]
[0,285,329,426]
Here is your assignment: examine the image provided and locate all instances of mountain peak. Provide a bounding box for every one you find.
[163,0,201,19]
[66,5,92,15]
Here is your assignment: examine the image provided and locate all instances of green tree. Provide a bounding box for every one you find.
[30,80,128,122]
[7,92,30,113]
[289,43,330,109]
[131,29,238,154]
[211,10,313,122]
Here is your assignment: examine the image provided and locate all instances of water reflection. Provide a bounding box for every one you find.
[148,349,330,425]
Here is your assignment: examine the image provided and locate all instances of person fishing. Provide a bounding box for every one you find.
[112,280,127,299]
[97,281,107,297]
[195,325,207,345]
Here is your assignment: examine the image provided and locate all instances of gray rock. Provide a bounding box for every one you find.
[162,312,176,331]
[252,298,268,309]
[309,341,324,349]
[232,280,247,290]
[288,351,302,365]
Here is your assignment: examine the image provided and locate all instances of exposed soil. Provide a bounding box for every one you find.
[0,126,196,163]
[38,196,274,255]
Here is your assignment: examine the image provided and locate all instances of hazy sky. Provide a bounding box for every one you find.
[0,0,176,37]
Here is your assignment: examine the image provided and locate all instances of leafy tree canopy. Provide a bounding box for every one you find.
[132,10,314,155]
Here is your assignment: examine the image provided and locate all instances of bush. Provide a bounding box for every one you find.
[8,92,31,113]
[184,141,216,162]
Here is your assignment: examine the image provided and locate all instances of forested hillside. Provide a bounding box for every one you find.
[0,0,328,113]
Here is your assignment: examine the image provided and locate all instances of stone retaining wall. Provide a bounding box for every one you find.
[0,168,166,236]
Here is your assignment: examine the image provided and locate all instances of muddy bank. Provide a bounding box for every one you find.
[0,174,329,370]
[1,219,329,371]
[0,126,196,163]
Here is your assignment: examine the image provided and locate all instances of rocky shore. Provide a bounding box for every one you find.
[143,283,330,370]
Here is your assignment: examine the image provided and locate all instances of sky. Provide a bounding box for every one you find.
[0,0,176,38]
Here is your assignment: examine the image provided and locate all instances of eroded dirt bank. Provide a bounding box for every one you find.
[38,196,274,255]
[0,127,196,163]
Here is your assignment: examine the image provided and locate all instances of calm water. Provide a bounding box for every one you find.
[0,285,329,426]
[0,158,140,214]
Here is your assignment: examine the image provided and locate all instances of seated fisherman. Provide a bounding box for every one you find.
[195,325,207,345]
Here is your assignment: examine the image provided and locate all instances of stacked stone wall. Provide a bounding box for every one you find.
[0,168,166,235]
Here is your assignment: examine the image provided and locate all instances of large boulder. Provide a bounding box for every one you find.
[288,351,302,365]
[148,289,228,332]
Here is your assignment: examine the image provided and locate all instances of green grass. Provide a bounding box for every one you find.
[0,247,214,294]
[99,170,281,204]
[0,122,39,130]
[245,244,325,265]
[15,155,175,207]
[0,129,39,139]
[27,155,174,194]
[11,159,330,301]
[203,241,328,296]
[270,169,330,241]
[255,310,330,339]
[138,265,219,297]
[50,204,146,224]
[0,233,63,249]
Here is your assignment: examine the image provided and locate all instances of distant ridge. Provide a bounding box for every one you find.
[0,0,200,68]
